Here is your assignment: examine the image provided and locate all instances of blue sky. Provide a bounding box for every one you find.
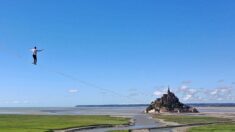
[0,0,235,107]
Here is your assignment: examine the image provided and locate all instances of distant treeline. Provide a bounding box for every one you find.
[76,103,235,107]
[76,104,148,107]
[187,103,235,107]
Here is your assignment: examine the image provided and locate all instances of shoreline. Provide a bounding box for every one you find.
[0,106,234,115]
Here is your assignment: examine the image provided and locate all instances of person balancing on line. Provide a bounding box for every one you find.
[31,46,44,65]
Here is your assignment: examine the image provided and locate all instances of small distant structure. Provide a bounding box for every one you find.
[146,87,198,113]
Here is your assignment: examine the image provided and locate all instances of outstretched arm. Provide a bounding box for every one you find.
[37,49,44,52]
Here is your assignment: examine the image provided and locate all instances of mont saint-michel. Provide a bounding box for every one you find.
[146,88,198,113]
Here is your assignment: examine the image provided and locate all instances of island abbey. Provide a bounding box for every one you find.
[146,87,198,113]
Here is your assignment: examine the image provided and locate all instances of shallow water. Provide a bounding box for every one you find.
[197,107,235,113]
[0,106,147,115]
[76,114,164,132]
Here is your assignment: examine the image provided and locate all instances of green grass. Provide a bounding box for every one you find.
[154,115,230,124]
[189,123,235,132]
[108,130,129,132]
[0,115,129,132]
[154,115,235,132]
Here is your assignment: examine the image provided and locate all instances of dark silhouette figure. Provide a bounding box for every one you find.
[31,46,43,65]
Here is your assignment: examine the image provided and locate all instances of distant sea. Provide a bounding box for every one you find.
[0,103,234,115]
[76,103,235,107]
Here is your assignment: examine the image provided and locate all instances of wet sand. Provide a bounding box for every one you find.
[0,106,234,115]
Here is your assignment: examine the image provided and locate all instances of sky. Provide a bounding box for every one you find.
[0,0,235,107]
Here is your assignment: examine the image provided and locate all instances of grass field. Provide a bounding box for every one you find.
[154,115,230,124]
[154,114,234,132]
[108,130,129,132]
[189,123,235,132]
[0,114,129,132]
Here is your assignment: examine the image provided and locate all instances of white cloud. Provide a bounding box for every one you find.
[68,89,79,93]
[207,86,233,101]
[210,89,218,95]
[153,82,235,103]
[0,100,30,104]
[179,85,198,95]
[153,88,168,97]
[188,88,197,94]
[183,94,192,101]
[177,84,204,102]
[220,88,228,92]
[180,85,188,90]
[154,91,164,96]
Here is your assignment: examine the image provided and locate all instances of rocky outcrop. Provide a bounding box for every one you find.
[146,88,199,113]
